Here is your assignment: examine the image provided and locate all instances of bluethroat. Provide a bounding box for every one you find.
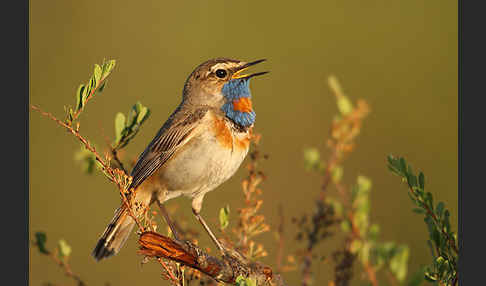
[93,58,268,261]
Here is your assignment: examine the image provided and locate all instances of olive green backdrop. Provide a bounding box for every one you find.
[30,1,457,285]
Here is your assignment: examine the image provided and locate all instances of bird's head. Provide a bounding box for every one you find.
[182,58,267,127]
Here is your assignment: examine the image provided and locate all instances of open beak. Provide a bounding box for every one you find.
[232,59,269,79]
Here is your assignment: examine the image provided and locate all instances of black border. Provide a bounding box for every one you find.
[460,0,483,285]
[4,0,29,285]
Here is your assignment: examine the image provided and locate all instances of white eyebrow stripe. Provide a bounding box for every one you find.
[210,63,230,71]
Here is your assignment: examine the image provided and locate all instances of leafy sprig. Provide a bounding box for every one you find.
[66,59,116,125]
[32,232,84,286]
[387,155,458,285]
[112,101,150,151]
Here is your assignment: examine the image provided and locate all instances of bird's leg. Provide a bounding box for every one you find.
[191,196,225,254]
[193,210,225,254]
[156,200,181,241]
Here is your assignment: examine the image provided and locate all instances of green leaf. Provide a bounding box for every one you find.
[399,158,407,174]
[115,112,126,144]
[74,145,98,174]
[431,228,442,250]
[82,84,90,106]
[350,239,362,254]
[389,246,409,282]
[235,275,256,286]
[424,216,435,236]
[219,205,230,230]
[303,147,321,171]
[418,172,425,190]
[424,192,434,210]
[331,165,343,183]
[98,81,106,93]
[407,164,414,176]
[137,106,149,123]
[68,107,74,123]
[88,77,96,94]
[387,164,399,176]
[426,239,436,258]
[326,198,343,217]
[407,173,417,188]
[424,269,438,282]
[436,202,445,218]
[389,155,400,171]
[102,59,116,78]
[357,175,372,192]
[140,107,150,124]
[94,64,102,83]
[412,208,426,215]
[368,223,380,241]
[35,232,49,254]
[443,210,451,232]
[341,220,351,232]
[75,84,85,111]
[435,256,446,272]
[134,101,142,113]
[126,107,138,129]
[337,96,353,115]
[58,239,72,258]
[359,242,371,265]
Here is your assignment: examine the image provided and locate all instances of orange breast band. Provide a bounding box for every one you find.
[212,117,233,149]
[232,97,253,113]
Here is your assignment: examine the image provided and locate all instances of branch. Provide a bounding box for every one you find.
[49,251,86,286]
[111,148,128,175]
[275,204,285,273]
[30,104,144,232]
[138,231,286,286]
[407,186,458,255]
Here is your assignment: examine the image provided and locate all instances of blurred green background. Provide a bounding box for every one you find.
[29,1,457,285]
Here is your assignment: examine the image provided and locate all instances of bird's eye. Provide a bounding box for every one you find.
[215,69,227,78]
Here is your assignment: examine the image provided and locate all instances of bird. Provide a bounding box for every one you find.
[92,58,268,261]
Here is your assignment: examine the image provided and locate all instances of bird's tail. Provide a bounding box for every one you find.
[92,206,136,261]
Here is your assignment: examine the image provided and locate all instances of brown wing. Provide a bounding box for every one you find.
[128,107,208,190]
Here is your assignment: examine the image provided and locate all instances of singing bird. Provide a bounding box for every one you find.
[93,58,268,261]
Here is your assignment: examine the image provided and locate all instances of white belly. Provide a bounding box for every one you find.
[156,128,249,201]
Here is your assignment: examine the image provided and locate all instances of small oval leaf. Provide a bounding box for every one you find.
[115,112,126,143]
[219,205,230,230]
[58,239,72,258]
[94,64,102,83]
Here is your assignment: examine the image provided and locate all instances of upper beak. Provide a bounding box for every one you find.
[232,59,269,79]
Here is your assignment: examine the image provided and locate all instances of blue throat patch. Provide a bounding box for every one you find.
[221,78,256,127]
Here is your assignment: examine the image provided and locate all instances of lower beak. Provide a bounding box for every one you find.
[232,59,269,79]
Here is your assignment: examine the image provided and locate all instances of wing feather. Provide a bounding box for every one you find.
[128,108,208,190]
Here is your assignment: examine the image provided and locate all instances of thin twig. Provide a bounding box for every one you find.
[31,104,144,232]
[112,149,128,175]
[408,187,458,254]
[302,150,339,286]
[99,124,129,175]
[49,252,86,286]
[347,206,378,286]
[158,258,182,286]
[72,74,110,121]
[276,204,285,273]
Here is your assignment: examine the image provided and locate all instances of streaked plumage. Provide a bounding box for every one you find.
[93,58,267,261]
